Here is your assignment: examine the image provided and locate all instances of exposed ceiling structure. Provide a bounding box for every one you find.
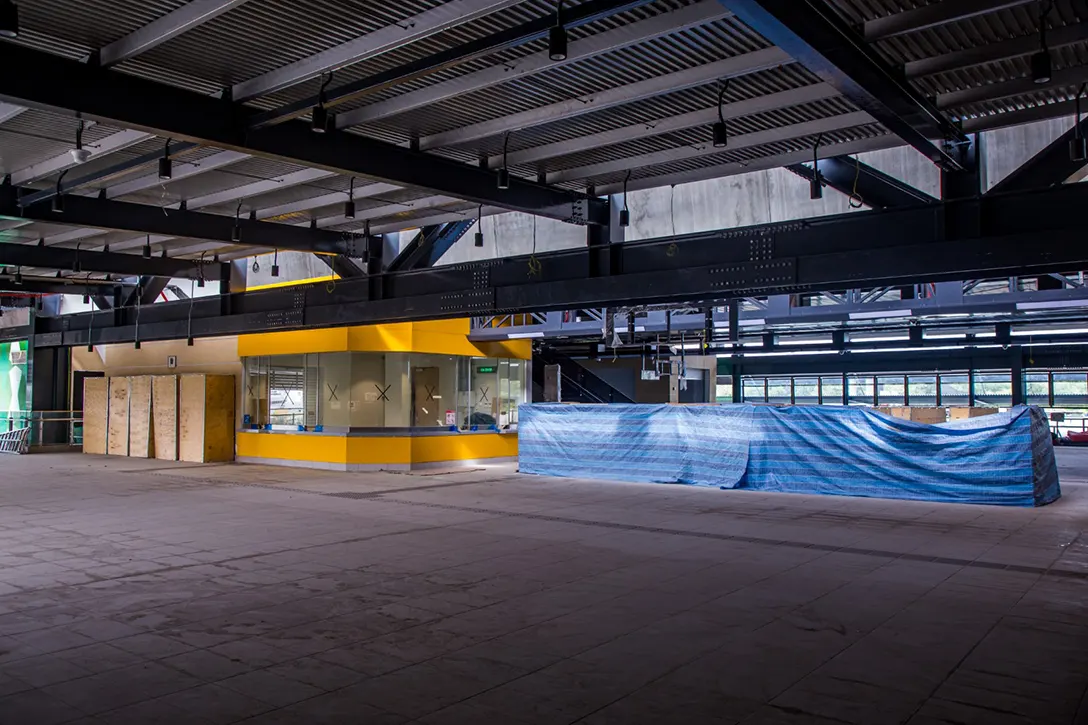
[0,0,1082,284]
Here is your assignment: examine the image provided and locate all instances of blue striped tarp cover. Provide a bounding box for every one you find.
[518,404,1060,507]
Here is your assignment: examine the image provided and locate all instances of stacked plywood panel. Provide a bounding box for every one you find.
[84,374,235,463]
[949,407,998,420]
[876,406,948,424]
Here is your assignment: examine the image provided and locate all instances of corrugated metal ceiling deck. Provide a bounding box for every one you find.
[0,0,1082,269]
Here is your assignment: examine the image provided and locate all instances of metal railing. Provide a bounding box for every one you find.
[1,411,84,447]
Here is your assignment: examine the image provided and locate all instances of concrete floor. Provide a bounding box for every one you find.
[0,452,1085,724]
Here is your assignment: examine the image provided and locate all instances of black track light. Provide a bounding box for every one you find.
[70,118,90,164]
[197,276,205,288]
[158,138,172,180]
[134,339,141,350]
[232,201,242,243]
[1071,83,1087,162]
[712,79,730,148]
[1031,50,1052,84]
[810,133,824,200]
[498,132,511,190]
[311,71,333,133]
[0,0,19,39]
[52,170,66,213]
[1033,1,1054,84]
[344,176,356,219]
[619,170,631,227]
[142,236,151,259]
[474,205,484,247]
[82,294,89,305]
[271,249,280,278]
[549,1,567,61]
[13,269,20,285]
[474,230,484,247]
[187,336,194,347]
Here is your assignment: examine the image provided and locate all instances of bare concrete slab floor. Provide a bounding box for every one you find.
[0,450,1085,724]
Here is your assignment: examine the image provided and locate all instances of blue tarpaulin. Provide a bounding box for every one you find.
[518,404,1060,506]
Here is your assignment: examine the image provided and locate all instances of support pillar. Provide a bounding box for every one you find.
[1011,350,1025,407]
[27,341,69,446]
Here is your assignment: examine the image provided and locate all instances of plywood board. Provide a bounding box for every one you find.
[82,377,108,455]
[178,375,205,463]
[203,375,236,463]
[127,376,153,458]
[152,375,178,461]
[106,378,130,456]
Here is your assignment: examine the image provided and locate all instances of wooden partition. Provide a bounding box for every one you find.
[151,375,178,461]
[85,374,234,463]
[128,376,153,458]
[106,378,130,456]
[82,377,108,455]
[179,374,236,463]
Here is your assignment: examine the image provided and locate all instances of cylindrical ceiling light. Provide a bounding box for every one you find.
[549,0,567,62]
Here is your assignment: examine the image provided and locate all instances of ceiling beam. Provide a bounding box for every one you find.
[787,156,937,208]
[716,0,967,171]
[546,110,873,183]
[0,102,27,125]
[0,243,220,280]
[335,0,729,129]
[490,83,840,170]
[0,278,131,297]
[251,0,654,128]
[231,0,522,102]
[420,47,792,149]
[936,65,1088,112]
[3,187,362,256]
[9,129,152,185]
[904,21,1088,79]
[987,116,1088,195]
[96,0,253,67]
[863,0,1034,42]
[40,150,250,247]
[32,182,1088,346]
[0,41,604,225]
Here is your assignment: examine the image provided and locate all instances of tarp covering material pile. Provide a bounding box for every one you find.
[518,404,1060,506]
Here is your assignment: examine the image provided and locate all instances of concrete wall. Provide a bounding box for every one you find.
[432,116,1078,265]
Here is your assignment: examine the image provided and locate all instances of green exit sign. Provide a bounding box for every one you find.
[476,366,497,374]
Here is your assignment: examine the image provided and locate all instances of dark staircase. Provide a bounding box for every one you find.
[532,344,635,404]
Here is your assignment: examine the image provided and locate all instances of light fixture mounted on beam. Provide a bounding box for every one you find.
[232,201,242,242]
[142,234,151,258]
[810,133,824,200]
[51,170,67,213]
[619,171,631,227]
[271,249,280,278]
[344,176,356,219]
[70,116,91,164]
[312,71,334,133]
[1032,0,1054,84]
[712,78,730,149]
[158,137,172,180]
[0,0,19,38]
[498,132,511,190]
[475,204,484,247]
[1072,83,1087,163]
[549,0,568,62]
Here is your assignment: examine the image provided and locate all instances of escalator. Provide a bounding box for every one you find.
[532,344,635,404]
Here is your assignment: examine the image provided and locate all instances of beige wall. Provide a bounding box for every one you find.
[72,337,243,425]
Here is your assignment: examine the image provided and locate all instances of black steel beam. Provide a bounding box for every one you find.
[988,117,1088,195]
[387,220,475,272]
[123,276,170,307]
[315,253,366,278]
[0,41,604,226]
[717,0,967,170]
[0,243,222,280]
[4,186,360,256]
[23,182,1088,348]
[251,0,654,127]
[786,156,937,208]
[0,279,129,297]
